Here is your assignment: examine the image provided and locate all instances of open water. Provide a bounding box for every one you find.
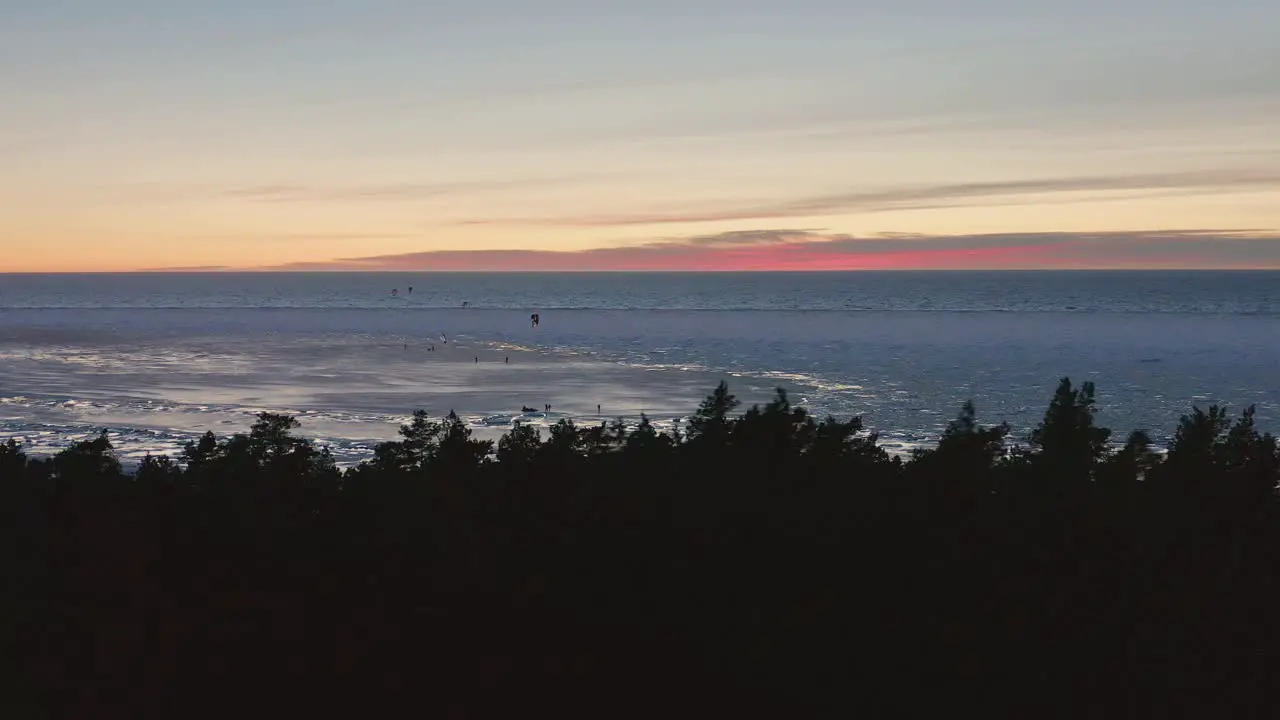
[2,271,1277,464]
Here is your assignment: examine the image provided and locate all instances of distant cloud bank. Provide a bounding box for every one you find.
[448,169,1280,228]
[257,229,1280,271]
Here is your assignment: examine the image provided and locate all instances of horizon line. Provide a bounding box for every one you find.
[7,267,1280,275]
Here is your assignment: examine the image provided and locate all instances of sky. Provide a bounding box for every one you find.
[2,0,1279,272]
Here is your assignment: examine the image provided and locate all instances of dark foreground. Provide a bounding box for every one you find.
[3,379,1278,718]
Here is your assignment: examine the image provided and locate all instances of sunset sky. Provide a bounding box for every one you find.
[3,0,1279,272]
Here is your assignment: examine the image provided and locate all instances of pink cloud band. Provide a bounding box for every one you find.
[257,229,1280,272]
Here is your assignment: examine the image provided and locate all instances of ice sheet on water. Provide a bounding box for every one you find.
[1,301,1277,463]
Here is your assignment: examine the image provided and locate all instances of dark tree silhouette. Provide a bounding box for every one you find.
[4,378,1279,719]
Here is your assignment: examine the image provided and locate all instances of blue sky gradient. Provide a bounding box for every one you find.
[3,0,1278,270]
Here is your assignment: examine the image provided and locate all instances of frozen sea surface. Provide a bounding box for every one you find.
[1,272,1277,464]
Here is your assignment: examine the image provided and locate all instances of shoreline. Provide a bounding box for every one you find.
[0,337,805,465]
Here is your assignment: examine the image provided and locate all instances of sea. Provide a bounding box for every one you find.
[1,271,1278,466]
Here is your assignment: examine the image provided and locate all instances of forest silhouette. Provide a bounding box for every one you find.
[3,378,1278,718]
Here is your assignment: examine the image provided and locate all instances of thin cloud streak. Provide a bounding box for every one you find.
[225,184,459,202]
[451,169,1280,227]
[259,229,1280,272]
[223,172,629,203]
[138,265,234,272]
[158,231,424,243]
